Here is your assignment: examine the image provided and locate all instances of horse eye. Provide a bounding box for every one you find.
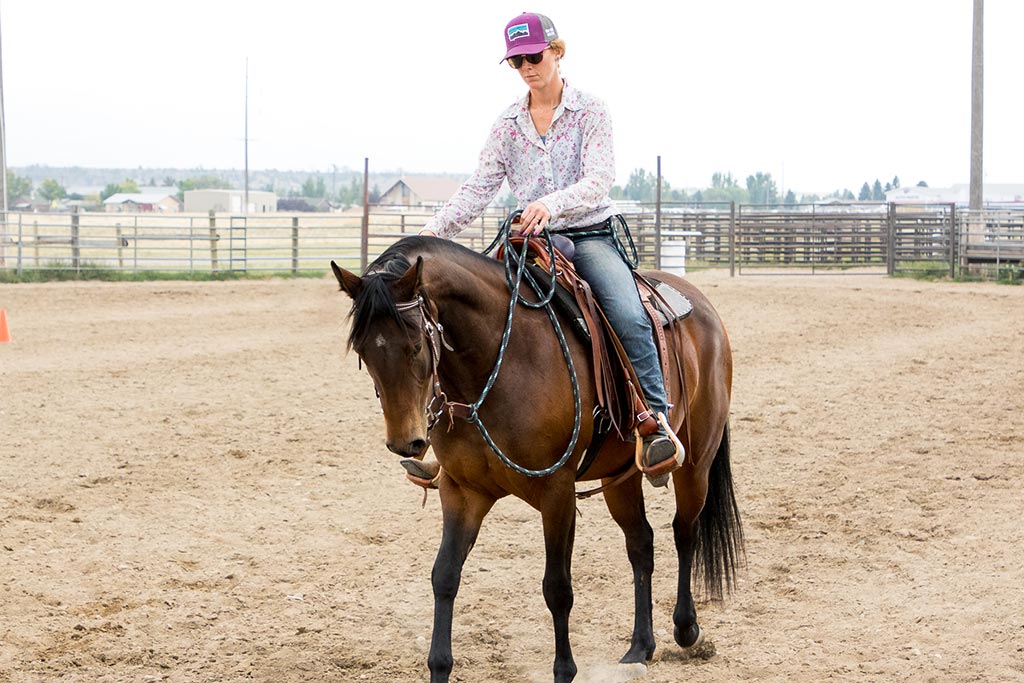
[413,342,423,355]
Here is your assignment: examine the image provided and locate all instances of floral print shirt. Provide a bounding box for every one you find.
[425,80,618,238]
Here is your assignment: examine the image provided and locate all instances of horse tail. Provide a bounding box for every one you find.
[694,422,745,601]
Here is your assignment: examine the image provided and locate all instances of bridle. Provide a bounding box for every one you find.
[392,295,453,435]
[388,212,583,478]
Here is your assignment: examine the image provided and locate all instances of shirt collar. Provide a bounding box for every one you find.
[503,79,582,120]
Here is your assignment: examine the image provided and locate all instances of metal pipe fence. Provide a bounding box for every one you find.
[1,203,1020,279]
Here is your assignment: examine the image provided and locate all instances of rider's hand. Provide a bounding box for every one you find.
[419,228,438,237]
[518,201,551,236]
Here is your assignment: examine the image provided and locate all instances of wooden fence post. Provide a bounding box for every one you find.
[948,203,957,279]
[655,155,662,269]
[71,206,80,271]
[291,216,299,274]
[209,210,219,274]
[886,203,895,275]
[728,201,736,277]
[115,223,124,269]
[16,213,23,276]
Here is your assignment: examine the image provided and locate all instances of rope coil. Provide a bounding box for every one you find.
[435,210,583,477]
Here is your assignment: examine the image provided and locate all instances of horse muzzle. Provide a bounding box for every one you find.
[386,438,429,459]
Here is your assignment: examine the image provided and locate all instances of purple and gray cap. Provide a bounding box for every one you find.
[501,12,558,62]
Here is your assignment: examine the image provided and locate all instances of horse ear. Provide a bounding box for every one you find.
[331,260,363,299]
[394,256,424,301]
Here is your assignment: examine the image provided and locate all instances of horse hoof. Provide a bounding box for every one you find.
[619,643,655,664]
[675,623,700,648]
[675,625,715,660]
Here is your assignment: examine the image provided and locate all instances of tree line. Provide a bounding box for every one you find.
[608,169,927,205]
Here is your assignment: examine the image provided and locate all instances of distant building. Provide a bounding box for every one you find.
[103,192,182,213]
[184,189,277,213]
[885,183,1024,206]
[376,175,464,208]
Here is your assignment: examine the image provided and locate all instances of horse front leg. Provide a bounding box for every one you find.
[428,483,494,683]
[541,492,578,682]
[601,473,656,663]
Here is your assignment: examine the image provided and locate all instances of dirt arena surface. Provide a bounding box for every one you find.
[1,271,1022,683]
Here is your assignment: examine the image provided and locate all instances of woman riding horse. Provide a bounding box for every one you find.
[330,12,743,682]
[410,12,678,487]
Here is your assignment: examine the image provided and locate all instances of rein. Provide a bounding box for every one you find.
[413,211,584,478]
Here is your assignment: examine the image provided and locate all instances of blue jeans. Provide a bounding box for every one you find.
[570,235,669,419]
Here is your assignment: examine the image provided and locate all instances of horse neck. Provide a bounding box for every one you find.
[421,252,526,395]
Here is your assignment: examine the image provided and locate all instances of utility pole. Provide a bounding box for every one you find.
[969,0,983,210]
[244,57,250,214]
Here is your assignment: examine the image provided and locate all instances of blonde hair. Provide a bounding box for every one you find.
[548,38,566,59]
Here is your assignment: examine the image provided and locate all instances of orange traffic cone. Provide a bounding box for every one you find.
[0,309,11,343]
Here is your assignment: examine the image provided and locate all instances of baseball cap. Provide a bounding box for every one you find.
[501,12,558,62]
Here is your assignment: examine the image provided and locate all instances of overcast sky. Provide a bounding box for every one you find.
[3,0,1021,194]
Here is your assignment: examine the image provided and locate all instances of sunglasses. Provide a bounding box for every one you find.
[507,51,546,69]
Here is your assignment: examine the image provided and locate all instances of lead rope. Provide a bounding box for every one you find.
[426,210,583,478]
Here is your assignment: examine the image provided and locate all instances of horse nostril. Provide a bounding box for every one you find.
[386,439,428,457]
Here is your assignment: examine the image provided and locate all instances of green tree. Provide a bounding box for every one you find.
[100,179,139,201]
[916,180,928,187]
[711,172,738,190]
[38,179,67,202]
[703,172,748,203]
[872,179,884,201]
[745,172,778,205]
[784,190,797,205]
[623,169,656,201]
[858,182,872,201]
[892,176,900,189]
[5,170,32,203]
[301,176,326,198]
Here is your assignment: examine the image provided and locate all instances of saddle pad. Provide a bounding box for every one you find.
[645,277,693,327]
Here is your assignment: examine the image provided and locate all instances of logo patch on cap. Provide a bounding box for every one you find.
[507,23,530,41]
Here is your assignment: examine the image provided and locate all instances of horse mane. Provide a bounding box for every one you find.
[347,236,496,351]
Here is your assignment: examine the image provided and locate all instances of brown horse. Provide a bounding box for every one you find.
[332,234,742,683]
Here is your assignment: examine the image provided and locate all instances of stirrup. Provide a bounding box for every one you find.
[634,412,685,486]
[400,458,441,490]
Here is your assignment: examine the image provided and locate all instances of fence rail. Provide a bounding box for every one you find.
[1,203,1021,278]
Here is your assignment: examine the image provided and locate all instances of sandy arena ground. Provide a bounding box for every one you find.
[1,271,1022,683]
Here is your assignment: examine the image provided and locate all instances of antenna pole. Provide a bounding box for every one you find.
[244,57,250,214]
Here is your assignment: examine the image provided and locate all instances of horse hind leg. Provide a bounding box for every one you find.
[672,422,743,653]
[601,473,656,664]
[671,501,704,651]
